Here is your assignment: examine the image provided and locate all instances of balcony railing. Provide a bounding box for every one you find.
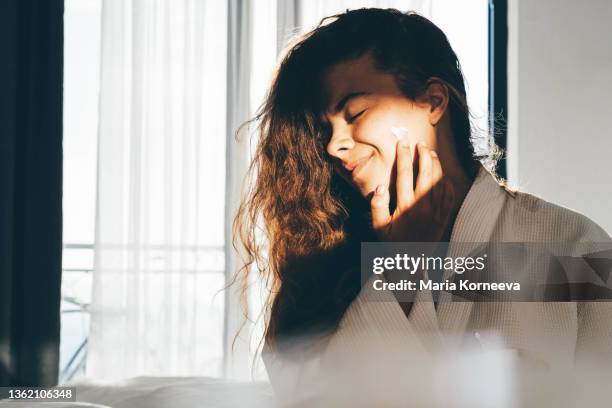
[59,243,225,382]
[60,243,93,383]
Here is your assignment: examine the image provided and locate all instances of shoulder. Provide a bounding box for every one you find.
[498,185,611,242]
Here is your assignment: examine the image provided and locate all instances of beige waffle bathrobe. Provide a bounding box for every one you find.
[263,165,612,400]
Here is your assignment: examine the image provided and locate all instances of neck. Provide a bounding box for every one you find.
[441,160,475,242]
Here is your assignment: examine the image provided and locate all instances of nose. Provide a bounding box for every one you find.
[326,127,354,159]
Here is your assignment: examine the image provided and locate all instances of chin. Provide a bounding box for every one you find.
[358,186,374,198]
[356,181,381,198]
[352,167,390,198]
[362,176,391,197]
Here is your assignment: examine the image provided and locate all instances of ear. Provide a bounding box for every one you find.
[423,79,449,127]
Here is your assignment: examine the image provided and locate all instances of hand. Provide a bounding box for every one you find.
[370,139,455,242]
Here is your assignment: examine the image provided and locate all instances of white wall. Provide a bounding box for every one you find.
[507,0,612,234]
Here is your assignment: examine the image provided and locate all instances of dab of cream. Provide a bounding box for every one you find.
[390,126,410,141]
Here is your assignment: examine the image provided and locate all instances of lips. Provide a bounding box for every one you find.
[344,155,372,179]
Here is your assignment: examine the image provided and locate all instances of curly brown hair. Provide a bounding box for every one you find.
[233,8,500,356]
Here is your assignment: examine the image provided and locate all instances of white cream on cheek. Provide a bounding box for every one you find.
[390,126,409,140]
[390,126,422,151]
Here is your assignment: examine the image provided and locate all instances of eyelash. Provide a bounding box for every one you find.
[346,109,366,124]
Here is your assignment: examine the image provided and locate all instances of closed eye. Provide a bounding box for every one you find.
[346,109,366,124]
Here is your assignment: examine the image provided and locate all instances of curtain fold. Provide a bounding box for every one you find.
[0,0,64,387]
[224,0,254,380]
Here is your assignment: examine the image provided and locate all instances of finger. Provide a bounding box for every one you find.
[414,143,434,204]
[430,149,444,206]
[395,139,415,209]
[371,184,391,234]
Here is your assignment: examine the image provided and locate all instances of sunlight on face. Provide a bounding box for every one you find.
[321,52,437,197]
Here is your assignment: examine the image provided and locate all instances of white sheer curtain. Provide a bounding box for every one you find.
[88,0,482,382]
[89,0,230,380]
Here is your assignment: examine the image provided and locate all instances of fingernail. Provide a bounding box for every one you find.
[375,184,386,195]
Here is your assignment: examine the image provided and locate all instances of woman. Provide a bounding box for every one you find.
[234,7,612,402]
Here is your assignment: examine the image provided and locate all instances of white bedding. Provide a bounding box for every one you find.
[0,377,275,408]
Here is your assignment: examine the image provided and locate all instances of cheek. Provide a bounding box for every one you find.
[397,111,437,151]
[355,121,397,171]
[375,141,398,180]
[351,105,433,193]
[349,134,396,196]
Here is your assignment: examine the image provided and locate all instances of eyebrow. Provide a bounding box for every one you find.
[332,91,370,114]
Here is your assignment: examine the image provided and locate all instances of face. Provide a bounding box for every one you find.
[320,53,441,198]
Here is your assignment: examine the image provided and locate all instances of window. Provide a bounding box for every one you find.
[61,0,490,382]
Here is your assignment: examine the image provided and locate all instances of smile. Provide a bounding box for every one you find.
[345,155,372,179]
